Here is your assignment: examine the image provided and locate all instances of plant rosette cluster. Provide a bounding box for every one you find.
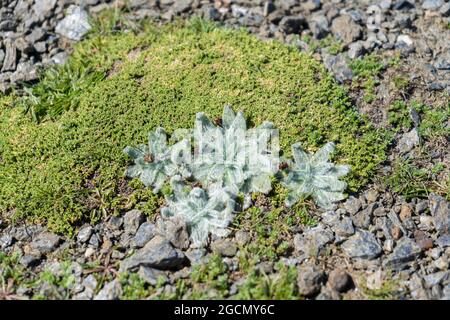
[123,106,350,247]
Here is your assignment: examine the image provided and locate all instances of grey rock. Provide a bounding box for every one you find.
[297,265,325,297]
[387,210,408,236]
[377,216,395,240]
[156,216,190,250]
[120,235,186,271]
[94,280,122,300]
[128,0,155,9]
[263,1,276,17]
[1,39,17,72]
[34,41,47,53]
[0,234,13,249]
[333,217,355,237]
[397,128,420,154]
[416,200,428,214]
[14,37,34,55]
[0,49,4,67]
[348,41,366,59]
[396,34,414,47]
[440,3,450,16]
[19,254,41,267]
[211,238,237,257]
[107,215,123,230]
[132,222,156,248]
[33,0,57,19]
[88,233,101,248]
[352,203,377,229]
[55,5,91,41]
[235,230,250,246]
[202,6,220,21]
[423,271,449,287]
[309,14,329,39]
[422,0,444,10]
[12,225,44,242]
[51,52,69,65]
[427,82,445,91]
[278,16,307,34]
[429,194,450,236]
[322,53,353,83]
[315,286,341,300]
[10,62,39,83]
[30,232,60,254]
[442,284,450,300]
[77,225,93,243]
[82,274,98,292]
[393,0,415,10]
[138,266,168,286]
[409,273,429,299]
[379,0,392,10]
[344,196,362,215]
[26,28,46,44]
[436,234,450,248]
[294,224,334,257]
[172,0,192,14]
[383,237,422,269]
[124,209,145,235]
[341,230,382,259]
[185,248,208,265]
[328,269,352,292]
[330,15,363,45]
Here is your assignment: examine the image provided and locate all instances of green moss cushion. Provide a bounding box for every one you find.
[0,22,388,234]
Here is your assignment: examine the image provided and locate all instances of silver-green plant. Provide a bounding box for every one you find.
[123,127,182,193]
[161,176,235,247]
[193,105,278,196]
[282,142,350,210]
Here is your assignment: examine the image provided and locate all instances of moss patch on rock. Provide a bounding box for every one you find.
[0,20,389,234]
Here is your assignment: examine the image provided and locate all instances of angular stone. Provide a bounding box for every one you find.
[123,209,145,235]
[132,222,156,248]
[77,225,93,243]
[333,217,355,237]
[0,234,13,249]
[429,194,450,236]
[423,271,448,287]
[297,265,325,297]
[436,234,450,248]
[397,128,420,154]
[1,39,17,72]
[19,254,42,267]
[156,216,190,250]
[55,5,91,41]
[330,15,363,45]
[33,0,57,20]
[211,238,237,257]
[383,237,422,269]
[341,230,382,259]
[413,230,434,251]
[344,196,362,215]
[30,232,60,254]
[422,0,444,10]
[26,28,47,44]
[328,269,352,292]
[94,280,122,300]
[322,53,353,83]
[138,266,168,286]
[172,0,192,14]
[120,235,186,272]
[294,224,334,257]
[278,15,307,34]
[348,41,366,59]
